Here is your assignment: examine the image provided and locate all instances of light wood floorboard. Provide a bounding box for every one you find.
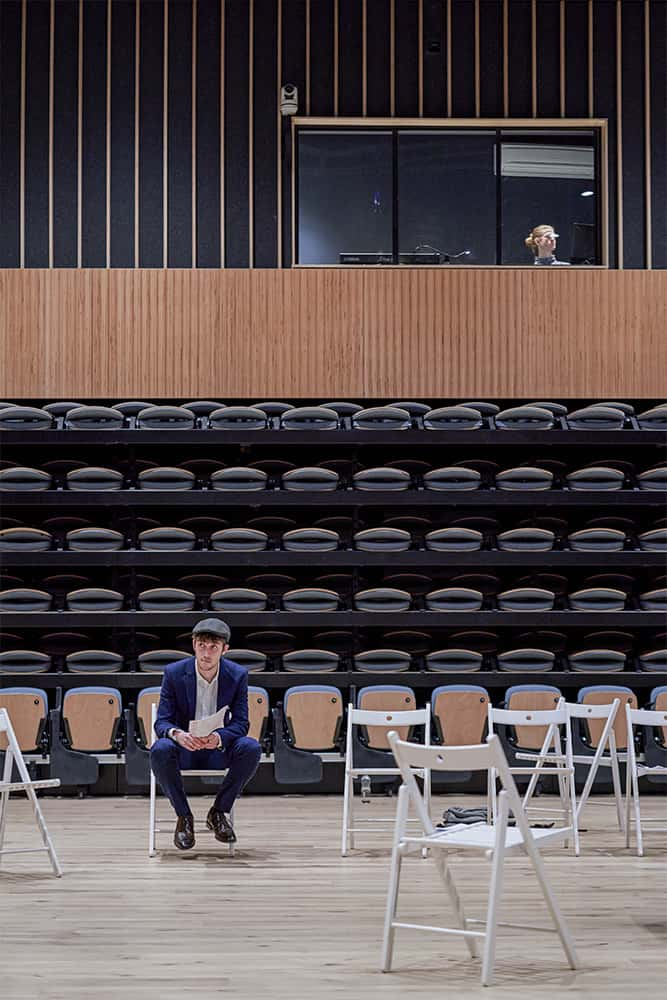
[1,794,665,999]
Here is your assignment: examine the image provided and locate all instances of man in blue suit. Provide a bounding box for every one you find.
[151,618,262,850]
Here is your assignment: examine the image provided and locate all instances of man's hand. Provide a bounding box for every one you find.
[199,732,222,750]
[173,730,207,751]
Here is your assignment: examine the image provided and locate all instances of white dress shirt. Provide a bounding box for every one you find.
[169,663,222,747]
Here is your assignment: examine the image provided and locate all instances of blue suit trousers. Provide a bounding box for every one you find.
[150,736,262,817]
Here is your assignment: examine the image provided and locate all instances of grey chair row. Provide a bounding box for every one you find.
[2,524,665,553]
[2,463,665,491]
[0,645,665,675]
[1,584,665,612]
[1,401,666,431]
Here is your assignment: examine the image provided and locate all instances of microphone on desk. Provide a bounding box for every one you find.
[448,249,472,260]
[414,244,472,262]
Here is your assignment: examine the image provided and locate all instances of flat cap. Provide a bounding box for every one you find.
[192,617,231,641]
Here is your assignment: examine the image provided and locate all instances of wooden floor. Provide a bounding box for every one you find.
[1,793,666,999]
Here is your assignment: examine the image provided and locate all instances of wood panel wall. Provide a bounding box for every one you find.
[0,268,665,398]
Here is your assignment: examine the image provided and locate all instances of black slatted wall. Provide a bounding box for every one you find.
[0,0,664,269]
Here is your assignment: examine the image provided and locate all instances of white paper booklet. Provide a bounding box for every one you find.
[188,706,228,737]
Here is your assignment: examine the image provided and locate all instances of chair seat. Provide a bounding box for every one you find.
[403,822,572,854]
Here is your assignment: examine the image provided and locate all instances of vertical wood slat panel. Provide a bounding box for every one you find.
[1,269,665,398]
[0,1,23,267]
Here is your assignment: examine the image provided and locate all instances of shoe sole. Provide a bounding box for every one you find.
[174,838,195,850]
[206,818,237,843]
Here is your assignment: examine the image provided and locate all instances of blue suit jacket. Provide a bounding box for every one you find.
[154,656,250,749]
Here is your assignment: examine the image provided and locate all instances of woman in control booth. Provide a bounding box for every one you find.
[525,224,570,265]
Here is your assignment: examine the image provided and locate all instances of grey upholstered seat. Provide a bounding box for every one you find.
[280,406,340,430]
[352,406,411,430]
[353,467,410,491]
[460,400,499,417]
[639,588,667,611]
[639,648,667,672]
[113,400,154,417]
[495,405,555,430]
[208,406,267,430]
[67,467,124,491]
[282,528,340,552]
[637,467,667,490]
[353,527,411,552]
[495,467,553,491]
[637,405,667,430]
[425,588,483,611]
[211,467,268,491]
[138,649,189,672]
[66,588,124,611]
[568,528,626,552]
[211,528,269,551]
[180,400,225,418]
[353,649,411,672]
[566,466,625,490]
[66,527,124,551]
[567,405,625,430]
[425,648,483,672]
[43,401,82,418]
[497,587,555,611]
[353,588,411,612]
[65,406,124,430]
[225,649,268,672]
[0,589,53,611]
[319,401,363,418]
[568,588,626,611]
[282,467,339,491]
[0,650,51,673]
[138,467,195,491]
[283,649,340,672]
[0,467,52,491]
[137,405,195,429]
[0,527,52,551]
[425,527,483,551]
[66,650,124,673]
[424,466,481,491]
[209,588,268,612]
[282,588,340,612]
[637,528,667,551]
[497,528,555,551]
[567,649,626,672]
[596,400,634,416]
[138,527,197,551]
[250,401,293,418]
[0,406,53,430]
[423,405,483,430]
[497,648,555,672]
[137,588,195,611]
[391,400,431,418]
[527,401,568,417]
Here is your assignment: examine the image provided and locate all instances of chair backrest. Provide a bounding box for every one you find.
[505,685,562,748]
[626,704,667,754]
[430,685,489,745]
[62,687,122,752]
[578,686,637,749]
[357,685,416,748]
[0,687,48,752]
[283,685,343,752]
[138,687,161,746]
[248,686,270,744]
[346,705,430,761]
[387,731,520,836]
[650,686,667,742]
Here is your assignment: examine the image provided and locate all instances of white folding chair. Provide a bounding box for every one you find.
[624,704,667,856]
[382,731,579,987]
[514,699,625,848]
[0,708,62,876]
[487,701,579,854]
[148,705,235,857]
[341,704,431,856]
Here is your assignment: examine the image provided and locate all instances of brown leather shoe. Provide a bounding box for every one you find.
[206,807,237,843]
[174,814,195,850]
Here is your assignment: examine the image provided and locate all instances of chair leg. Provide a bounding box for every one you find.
[341,768,353,857]
[609,744,625,833]
[381,785,408,972]
[631,764,643,857]
[148,766,157,857]
[481,792,508,986]
[624,759,632,849]
[432,850,478,959]
[25,784,62,877]
[0,749,12,864]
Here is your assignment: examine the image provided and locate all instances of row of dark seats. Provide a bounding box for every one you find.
[1,644,664,675]
[1,401,666,431]
[4,682,665,758]
[2,462,665,491]
[1,581,665,612]
[3,523,665,553]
